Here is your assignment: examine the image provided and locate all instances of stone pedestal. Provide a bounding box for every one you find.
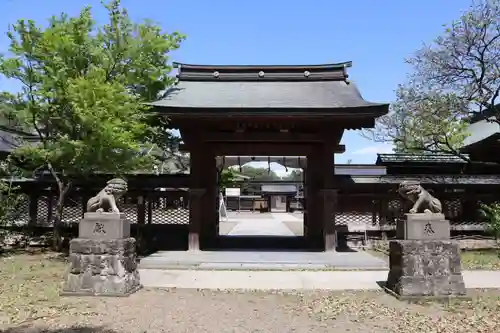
[61,213,141,297]
[396,213,450,240]
[386,214,466,299]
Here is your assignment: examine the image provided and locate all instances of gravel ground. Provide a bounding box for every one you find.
[2,252,500,333]
[3,288,500,333]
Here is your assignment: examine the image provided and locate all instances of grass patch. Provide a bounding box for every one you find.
[299,289,500,332]
[460,249,500,270]
[368,247,500,270]
[0,250,96,327]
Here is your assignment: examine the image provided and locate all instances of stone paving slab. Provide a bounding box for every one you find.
[139,251,388,270]
[138,269,500,291]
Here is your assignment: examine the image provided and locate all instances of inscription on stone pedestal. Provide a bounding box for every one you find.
[424,222,435,236]
[397,213,450,240]
[93,222,106,235]
[79,212,130,239]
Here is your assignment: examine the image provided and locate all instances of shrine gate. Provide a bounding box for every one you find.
[149,62,389,251]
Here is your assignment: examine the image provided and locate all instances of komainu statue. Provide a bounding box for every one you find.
[397,181,442,214]
[86,178,128,213]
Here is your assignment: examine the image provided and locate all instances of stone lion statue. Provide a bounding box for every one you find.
[86,178,128,213]
[397,181,442,214]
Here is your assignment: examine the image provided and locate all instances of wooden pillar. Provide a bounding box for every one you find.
[307,143,337,251]
[28,193,39,226]
[201,150,218,249]
[321,143,337,252]
[305,146,323,249]
[188,144,217,251]
[188,188,205,251]
[188,145,206,251]
[302,166,308,238]
[320,189,337,251]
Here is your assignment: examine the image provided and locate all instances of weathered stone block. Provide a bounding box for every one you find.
[62,237,141,297]
[62,270,141,296]
[79,213,130,239]
[69,238,136,255]
[397,214,450,240]
[386,240,466,299]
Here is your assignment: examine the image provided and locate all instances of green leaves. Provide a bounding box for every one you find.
[365,84,470,154]
[390,85,470,153]
[0,0,184,178]
[365,0,500,154]
[479,202,500,241]
[407,0,500,113]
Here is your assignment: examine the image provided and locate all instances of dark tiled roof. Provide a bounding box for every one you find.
[362,175,500,185]
[335,165,387,176]
[151,81,386,109]
[0,127,38,153]
[461,118,500,149]
[149,63,389,111]
[376,154,468,164]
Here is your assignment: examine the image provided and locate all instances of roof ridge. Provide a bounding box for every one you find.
[174,62,352,82]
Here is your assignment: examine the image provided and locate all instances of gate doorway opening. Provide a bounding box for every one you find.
[217,156,305,240]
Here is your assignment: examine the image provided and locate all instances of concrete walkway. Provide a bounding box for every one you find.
[139,250,388,270]
[138,269,500,290]
[224,212,297,236]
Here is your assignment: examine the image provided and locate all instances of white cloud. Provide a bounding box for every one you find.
[351,144,394,155]
[236,162,296,177]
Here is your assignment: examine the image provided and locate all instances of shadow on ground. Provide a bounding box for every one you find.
[1,326,120,333]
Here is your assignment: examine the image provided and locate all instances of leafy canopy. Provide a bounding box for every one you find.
[364,0,500,155]
[0,0,185,177]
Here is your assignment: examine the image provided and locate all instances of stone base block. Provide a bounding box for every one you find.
[79,212,130,239]
[386,240,466,298]
[397,213,450,240]
[61,238,141,297]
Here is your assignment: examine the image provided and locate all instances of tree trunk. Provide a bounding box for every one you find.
[52,181,71,252]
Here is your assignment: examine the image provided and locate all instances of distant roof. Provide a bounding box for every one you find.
[261,184,297,194]
[335,165,387,175]
[468,104,500,123]
[461,118,500,149]
[148,62,389,113]
[376,153,468,165]
[0,127,38,153]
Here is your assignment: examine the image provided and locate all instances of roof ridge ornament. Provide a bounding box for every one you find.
[173,62,354,82]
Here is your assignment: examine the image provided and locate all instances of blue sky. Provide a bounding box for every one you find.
[0,0,472,174]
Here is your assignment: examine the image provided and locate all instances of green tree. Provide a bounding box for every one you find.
[0,0,184,249]
[238,166,280,194]
[479,202,500,250]
[282,169,303,181]
[240,166,280,181]
[364,0,500,156]
[0,160,23,227]
[218,169,237,192]
[364,85,470,154]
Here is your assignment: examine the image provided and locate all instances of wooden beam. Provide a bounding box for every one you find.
[201,131,326,143]
[210,143,312,156]
[181,143,345,155]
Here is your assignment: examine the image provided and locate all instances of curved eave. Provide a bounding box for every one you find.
[147,80,389,115]
[148,105,389,119]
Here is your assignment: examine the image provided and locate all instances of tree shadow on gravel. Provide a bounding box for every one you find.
[1,326,122,333]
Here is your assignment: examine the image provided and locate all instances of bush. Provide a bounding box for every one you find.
[479,203,500,248]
